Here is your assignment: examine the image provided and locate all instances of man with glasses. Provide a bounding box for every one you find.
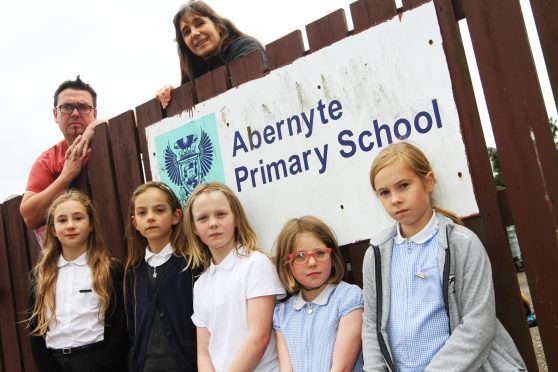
[20,75,104,243]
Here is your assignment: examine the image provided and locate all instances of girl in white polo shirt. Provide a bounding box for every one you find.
[185,182,285,372]
[27,190,128,372]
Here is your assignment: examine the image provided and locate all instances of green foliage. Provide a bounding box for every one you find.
[550,117,558,151]
[487,147,505,187]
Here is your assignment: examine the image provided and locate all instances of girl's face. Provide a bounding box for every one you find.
[373,160,434,238]
[180,12,221,60]
[290,232,332,300]
[191,191,236,260]
[132,188,181,252]
[51,200,91,256]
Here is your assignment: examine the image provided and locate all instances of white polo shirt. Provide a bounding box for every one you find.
[45,252,104,348]
[192,248,285,372]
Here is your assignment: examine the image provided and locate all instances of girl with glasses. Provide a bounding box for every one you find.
[273,216,364,371]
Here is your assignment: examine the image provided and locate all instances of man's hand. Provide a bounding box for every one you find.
[155,85,174,109]
[65,119,107,159]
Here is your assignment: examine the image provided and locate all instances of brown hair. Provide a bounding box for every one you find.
[125,181,200,272]
[184,182,258,270]
[173,0,250,84]
[370,141,463,225]
[274,216,345,295]
[28,190,114,336]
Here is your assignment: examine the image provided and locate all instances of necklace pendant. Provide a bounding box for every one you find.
[307,305,313,315]
[153,266,157,278]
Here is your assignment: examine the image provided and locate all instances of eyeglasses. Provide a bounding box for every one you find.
[57,103,94,114]
[288,248,332,265]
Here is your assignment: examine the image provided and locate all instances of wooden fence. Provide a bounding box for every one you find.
[1,0,556,370]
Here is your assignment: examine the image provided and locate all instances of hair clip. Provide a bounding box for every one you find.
[416,272,428,279]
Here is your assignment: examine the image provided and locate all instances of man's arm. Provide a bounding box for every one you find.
[20,147,83,229]
[66,119,107,159]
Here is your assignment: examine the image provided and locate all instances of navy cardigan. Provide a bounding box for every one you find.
[126,255,197,372]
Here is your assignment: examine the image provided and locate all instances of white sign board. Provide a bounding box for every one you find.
[146,2,479,252]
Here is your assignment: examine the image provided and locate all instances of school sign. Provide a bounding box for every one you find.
[146,3,478,251]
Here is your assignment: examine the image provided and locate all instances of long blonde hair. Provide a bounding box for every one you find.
[274,216,345,294]
[184,182,258,270]
[28,190,115,336]
[370,142,463,225]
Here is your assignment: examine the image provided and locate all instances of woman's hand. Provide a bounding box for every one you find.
[156,85,174,109]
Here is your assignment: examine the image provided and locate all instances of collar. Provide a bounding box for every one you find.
[207,246,243,274]
[145,242,173,267]
[293,283,337,310]
[394,211,438,244]
[57,251,87,268]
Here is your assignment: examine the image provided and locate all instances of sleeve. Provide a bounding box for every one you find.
[103,263,130,366]
[191,276,206,327]
[245,252,286,299]
[425,231,495,372]
[361,248,388,372]
[338,283,364,318]
[26,154,57,193]
[124,268,136,346]
[28,281,62,372]
[272,302,284,331]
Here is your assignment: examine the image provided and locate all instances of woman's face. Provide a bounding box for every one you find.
[180,12,221,60]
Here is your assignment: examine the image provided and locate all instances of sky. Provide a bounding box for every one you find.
[0,0,555,201]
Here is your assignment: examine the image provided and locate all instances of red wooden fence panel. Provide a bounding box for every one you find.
[229,50,267,87]
[108,110,144,228]
[462,0,558,368]
[0,203,23,372]
[266,31,305,71]
[166,82,195,118]
[2,197,36,372]
[433,0,538,368]
[196,65,229,102]
[87,124,127,262]
[136,99,165,181]
[528,0,558,111]
[350,0,397,33]
[306,9,349,53]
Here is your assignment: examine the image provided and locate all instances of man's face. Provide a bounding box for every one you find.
[53,89,97,144]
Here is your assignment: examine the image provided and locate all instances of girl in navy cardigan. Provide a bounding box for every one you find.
[125,182,202,372]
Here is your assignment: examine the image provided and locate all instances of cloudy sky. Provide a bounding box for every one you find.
[0,0,555,201]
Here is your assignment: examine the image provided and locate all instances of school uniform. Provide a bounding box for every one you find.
[273,281,364,371]
[126,244,197,372]
[362,213,526,372]
[191,247,286,372]
[29,253,129,372]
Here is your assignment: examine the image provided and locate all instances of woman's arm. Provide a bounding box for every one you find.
[331,309,363,372]
[275,329,294,372]
[197,327,216,372]
[228,295,276,372]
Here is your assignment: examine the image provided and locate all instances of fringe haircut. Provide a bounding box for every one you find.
[184,182,258,270]
[274,216,345,295]
[369,141,463,225]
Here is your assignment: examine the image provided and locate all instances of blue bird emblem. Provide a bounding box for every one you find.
[164,129,214,203]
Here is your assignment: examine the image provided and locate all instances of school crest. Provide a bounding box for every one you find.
[164,129,214,203]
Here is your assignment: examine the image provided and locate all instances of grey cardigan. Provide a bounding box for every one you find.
[362,213,526,371]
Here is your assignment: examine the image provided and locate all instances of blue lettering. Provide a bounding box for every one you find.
[338,130,356,158]
[234,166,248,192]
[414,111,432,134]
[329,100,343,120]
[232,131,249,157]
[394,119,411,140]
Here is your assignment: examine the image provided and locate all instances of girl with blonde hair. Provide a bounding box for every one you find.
[184,182,285,371]
[363,141,525,371]
[28,190,128,371]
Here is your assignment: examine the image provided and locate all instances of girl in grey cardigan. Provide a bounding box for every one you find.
[363,142,525,371]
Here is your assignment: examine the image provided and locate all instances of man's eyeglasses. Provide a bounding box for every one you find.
[288,248,332,265]
[57,104,94,114]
